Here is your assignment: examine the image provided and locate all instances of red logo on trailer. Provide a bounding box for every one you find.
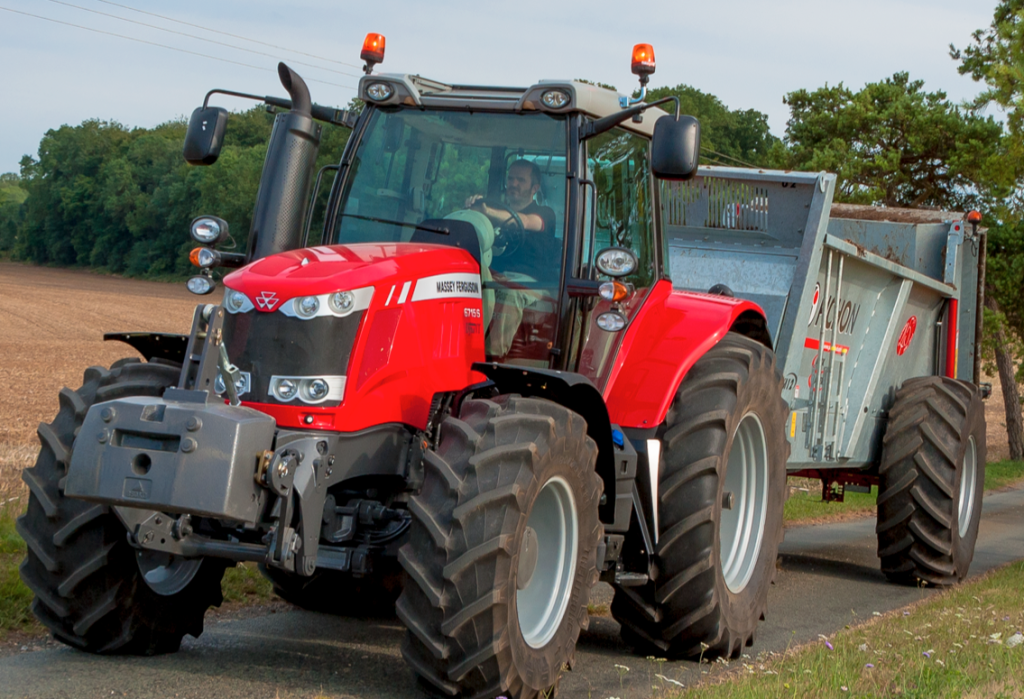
[896,316,917,356]
[808,283,820,325]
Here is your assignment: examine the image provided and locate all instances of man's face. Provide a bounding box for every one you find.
[505,165,539,210]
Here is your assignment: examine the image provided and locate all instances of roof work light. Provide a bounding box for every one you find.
[361,33,385,74]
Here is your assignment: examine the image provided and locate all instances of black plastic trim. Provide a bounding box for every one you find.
[103,332,188,364]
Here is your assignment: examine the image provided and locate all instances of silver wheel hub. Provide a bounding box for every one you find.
[958,436,978,538]
[720,413,769,594]
[517,476,578,649]
[136,550,202,596]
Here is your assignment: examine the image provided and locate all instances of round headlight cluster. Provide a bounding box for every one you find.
[541,89,570,109]
[365,82,394,101]
[274,378,298,401]
[295,296,320,318]
[190,215,228,245]
[596,311,627,332]
[305,379,330,401]
[328,291,355,314]
[186,275,216,295]
[226,289,247,312]
[271,376,340,404]
[194,247,218,269]
[595,247,638,277]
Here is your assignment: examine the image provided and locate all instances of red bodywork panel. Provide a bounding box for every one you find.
[223,243,487,432]
[603,280,766,428]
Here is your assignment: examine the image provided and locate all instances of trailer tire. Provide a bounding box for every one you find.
[17,359,227,654]
[259,562,402,616]
[876,376,985,586]
[611,332,788,659]
[397,395,603,698]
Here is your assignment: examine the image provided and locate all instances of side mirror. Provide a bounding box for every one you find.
[651,115,700,181]
[183,106,229,165]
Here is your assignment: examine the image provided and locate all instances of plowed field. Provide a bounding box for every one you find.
[0,262,223,498]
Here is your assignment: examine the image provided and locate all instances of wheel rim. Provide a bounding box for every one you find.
[517,476,578,649]
[720,413,769,594]
[958,436,978,538]
[136,550,202,596]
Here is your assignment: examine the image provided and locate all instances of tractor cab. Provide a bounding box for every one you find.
[322,72,672,379]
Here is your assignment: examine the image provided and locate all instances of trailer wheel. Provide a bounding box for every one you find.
[259,562,402,616]
[17,359,227,654]
[876,376,986,586]
[397,395,603,698]
[611,332,788,659]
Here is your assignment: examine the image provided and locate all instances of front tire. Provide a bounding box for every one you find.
[611,333,789,659]
[17,359,227,654]
[397,395,603,698]
[876,376,986,585]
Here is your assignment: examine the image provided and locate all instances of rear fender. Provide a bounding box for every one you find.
[603,280,769,428]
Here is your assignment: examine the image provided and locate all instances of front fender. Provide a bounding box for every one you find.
[603,280,768,428]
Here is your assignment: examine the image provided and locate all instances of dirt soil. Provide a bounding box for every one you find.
[0,259,1013,477]
[0,261,223,461]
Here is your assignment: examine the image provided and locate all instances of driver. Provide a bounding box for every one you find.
[464,160,556,235]
[463,160,558,364]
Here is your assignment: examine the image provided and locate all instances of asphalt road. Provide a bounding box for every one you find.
[3,488,1023,699]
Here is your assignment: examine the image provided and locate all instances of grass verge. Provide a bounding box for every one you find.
[784,460,1024,525]
[679,560,1024,699]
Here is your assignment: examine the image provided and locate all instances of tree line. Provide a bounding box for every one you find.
[0,2,1021,457]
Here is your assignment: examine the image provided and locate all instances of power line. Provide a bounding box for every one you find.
[702,148,759,169]
[47,0,362,80]
[95,0,363,71]
[0,6,354,92]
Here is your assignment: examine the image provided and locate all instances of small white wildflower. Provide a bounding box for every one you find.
[1007,633,1023,648]
[858,643,868,652]
[613,664,630,672]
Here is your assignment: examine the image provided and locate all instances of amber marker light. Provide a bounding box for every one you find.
[189,247,203,267]
[967,210,982,224]
[361,33,386,66]
[631,43,656,76]
[599,281,632,302]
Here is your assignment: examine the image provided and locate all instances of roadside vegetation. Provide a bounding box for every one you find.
[783,460,1024,525]
[675,560,1024,699]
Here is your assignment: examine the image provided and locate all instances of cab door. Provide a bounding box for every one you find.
[567,125,660,390]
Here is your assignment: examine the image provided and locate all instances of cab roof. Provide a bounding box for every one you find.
[358,73,668,139]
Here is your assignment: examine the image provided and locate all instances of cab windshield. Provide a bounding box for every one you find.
[332,108,568,366]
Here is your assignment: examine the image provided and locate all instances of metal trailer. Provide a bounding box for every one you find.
[663,166,985,494]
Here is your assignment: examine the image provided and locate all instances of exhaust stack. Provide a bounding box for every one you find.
[246,63,322,262]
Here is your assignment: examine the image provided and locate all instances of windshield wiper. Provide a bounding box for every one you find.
[338,213,449,235]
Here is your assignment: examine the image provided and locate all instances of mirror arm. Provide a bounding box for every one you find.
[201,89,356,128]
[581,95,680,140]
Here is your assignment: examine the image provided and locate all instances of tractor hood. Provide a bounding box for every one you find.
[223,242,481,307]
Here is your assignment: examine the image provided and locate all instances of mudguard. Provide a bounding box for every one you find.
[603,280,768,428]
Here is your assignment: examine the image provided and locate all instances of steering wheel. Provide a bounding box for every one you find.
[474,198,525,257]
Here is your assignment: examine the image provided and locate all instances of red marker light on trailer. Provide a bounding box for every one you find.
[361,33,385,73]
[631,43,656,76]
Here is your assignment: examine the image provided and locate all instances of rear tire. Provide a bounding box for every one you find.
[17,359,227,654]
[397,395,603,698]
[611,333,789,659]
[876,376,986,585]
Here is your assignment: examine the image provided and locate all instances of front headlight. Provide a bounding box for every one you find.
[328,291,355,315]
[295,296,320,319]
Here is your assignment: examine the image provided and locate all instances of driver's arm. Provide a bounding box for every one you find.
[472,200,546,232]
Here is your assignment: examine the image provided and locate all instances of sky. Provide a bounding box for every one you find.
[0,0,1000,175]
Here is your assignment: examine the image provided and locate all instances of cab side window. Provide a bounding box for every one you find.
[583,129,656,288]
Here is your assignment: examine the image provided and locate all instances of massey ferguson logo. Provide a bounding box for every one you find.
[255,291,279,311]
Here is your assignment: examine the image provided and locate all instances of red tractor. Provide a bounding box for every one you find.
[19,39,790,697]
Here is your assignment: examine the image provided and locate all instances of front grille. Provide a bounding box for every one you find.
[222,310,365,407]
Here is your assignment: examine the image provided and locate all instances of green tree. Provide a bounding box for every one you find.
[0,172,27,252]
[954,2,1024,460]
[778,72,1005,209]
[642,84,779,167]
